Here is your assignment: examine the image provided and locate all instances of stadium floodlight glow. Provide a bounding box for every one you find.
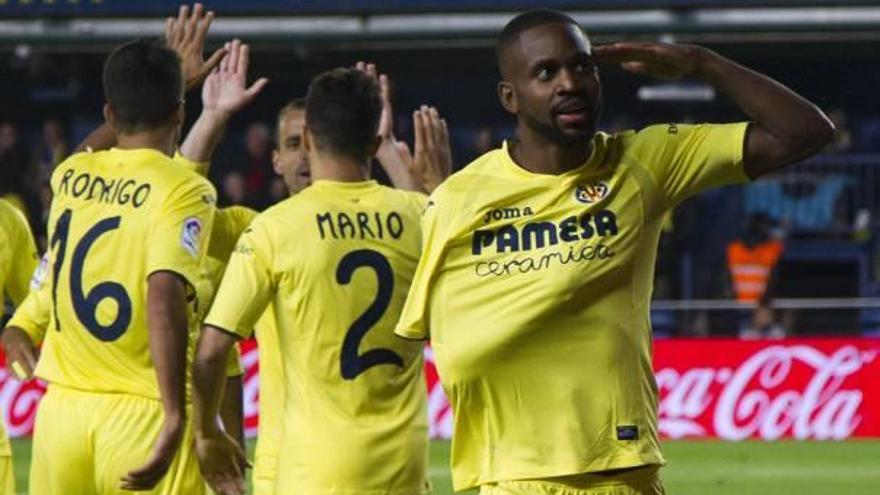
[694,7,880,26]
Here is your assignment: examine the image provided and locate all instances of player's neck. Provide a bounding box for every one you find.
[511,126,594,175]
[309,154,371,183]
[115,128,176,156]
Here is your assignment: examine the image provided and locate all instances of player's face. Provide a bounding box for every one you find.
[503,23,602,146]
[273,109,311,195]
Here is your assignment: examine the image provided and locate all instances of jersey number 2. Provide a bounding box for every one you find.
[335,249,404,380]
[51,208,132,341]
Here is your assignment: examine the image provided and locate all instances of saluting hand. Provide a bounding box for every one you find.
[593,42,704,80]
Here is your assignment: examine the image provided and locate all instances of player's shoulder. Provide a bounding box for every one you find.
[376,185,428,216]
[0,198,29,234]
[431,148,505,201]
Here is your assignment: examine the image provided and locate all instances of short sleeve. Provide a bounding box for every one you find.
[204,220,274,339]
[636,122,750,207]
[395,195,445,340]
[146,178,216,290]
[173,151,210,178]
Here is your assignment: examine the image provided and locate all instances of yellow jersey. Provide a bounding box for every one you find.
[206,180,430,495]
[0,198,38,457]
[396,123,750,490]
[37,147,215,399]
[0,199,38,308]
[197,205,260,378]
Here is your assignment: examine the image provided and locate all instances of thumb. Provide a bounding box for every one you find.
[201,47,228,78]
[244,78,269,99]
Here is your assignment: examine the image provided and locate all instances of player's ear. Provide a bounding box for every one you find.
[103,103,116,130]
[498,81,518,114]
[172,104,185,128]
[302,124,313,153]
[272,149,283,175]
[366,135,382,159]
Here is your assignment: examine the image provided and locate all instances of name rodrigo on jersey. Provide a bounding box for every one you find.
[57,169,152,208]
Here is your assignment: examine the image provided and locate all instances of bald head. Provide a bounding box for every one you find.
[496,10,583,79]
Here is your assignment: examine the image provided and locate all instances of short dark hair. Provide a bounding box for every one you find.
[305,68,381,162]
[496,10,580,70]
[102,38,183,134]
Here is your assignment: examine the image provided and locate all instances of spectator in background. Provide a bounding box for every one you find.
[39,118,69,179]
[221,171,248,207]
[727,213,786,339]
[242,121,273,206]
[468,126,497,161]
[0,121,34,215]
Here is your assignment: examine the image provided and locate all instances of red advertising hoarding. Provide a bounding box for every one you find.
[1,338,877,440]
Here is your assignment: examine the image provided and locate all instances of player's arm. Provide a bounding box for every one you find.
[220,374,245,450]
[194,222,273,495]
[122,178,216,490]
[593,42,834,179]
[76,3,226,153]
[0,208,43,380]
[2,275,51,380]
[120,271,191,491]
[179,40,268,167]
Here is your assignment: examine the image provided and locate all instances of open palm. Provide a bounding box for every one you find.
[202,39,268,117]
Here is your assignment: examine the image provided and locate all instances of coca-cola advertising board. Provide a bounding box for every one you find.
[0,338,877,440]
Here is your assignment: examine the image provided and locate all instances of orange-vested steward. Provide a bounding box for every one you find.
[727,239,784,302]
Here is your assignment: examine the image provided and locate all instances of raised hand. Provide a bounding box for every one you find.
[593,42,703,80]
[355,61,394,140]
[165,3,227,90]
[409,106,452,193]
[202,39,269,118]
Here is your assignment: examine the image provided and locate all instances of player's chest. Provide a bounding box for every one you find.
[448,174,647,286]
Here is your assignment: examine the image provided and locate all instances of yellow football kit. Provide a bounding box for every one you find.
[202,204,283,495]
[0,198,39,495]
[396,123,749,492]
[251,309,283,495]
[29,147,215,495]
[206,180,430,495]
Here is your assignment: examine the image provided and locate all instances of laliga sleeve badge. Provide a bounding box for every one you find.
[181,216,204,258]
[575,180,610,204]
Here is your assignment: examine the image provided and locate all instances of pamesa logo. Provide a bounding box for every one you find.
[575,181,610,204]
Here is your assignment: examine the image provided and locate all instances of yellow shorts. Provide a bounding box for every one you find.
[0,455,14,495]
[480,465,665,495]
[30,385,205,495]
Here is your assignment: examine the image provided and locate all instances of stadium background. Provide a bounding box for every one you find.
[1,0,880,493]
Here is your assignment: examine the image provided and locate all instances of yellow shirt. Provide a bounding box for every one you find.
[36,148,215,398]
[396,123,750,490]
[0,198,39,456]
[197,205,259,377]
[206,180,430,495]
[0,198,38,307]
